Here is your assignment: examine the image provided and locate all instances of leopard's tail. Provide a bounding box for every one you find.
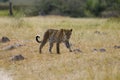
[36,36,42,43]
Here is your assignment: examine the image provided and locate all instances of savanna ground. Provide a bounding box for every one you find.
[0,16,120,80]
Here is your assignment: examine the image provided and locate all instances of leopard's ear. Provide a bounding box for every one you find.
[70,29,72,32]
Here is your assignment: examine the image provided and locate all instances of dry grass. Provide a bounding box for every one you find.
[0,69,12,80]
[0,16,120,80]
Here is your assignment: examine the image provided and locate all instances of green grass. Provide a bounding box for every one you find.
[0,9,25,17]
[0,10,9,16]
[0,16,120,80]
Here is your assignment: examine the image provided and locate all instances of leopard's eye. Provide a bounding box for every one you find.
[67,32,71,35]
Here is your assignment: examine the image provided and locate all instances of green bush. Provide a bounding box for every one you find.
[1,0,120,17]
[25,0,86,17]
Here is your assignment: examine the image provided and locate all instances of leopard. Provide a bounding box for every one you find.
[36,29,73,54]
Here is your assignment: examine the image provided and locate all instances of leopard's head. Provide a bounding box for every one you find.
[63,29,72,41]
